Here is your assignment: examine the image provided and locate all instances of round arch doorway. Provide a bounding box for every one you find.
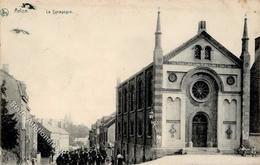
[192,113,208,147]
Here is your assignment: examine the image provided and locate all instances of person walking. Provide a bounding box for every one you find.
[117,153,124,165]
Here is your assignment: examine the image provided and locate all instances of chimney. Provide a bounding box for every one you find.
[2,64,9,73]
[198,20,207,34]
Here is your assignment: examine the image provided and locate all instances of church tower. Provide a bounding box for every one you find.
[153,10,163,150]
[240,17,251,146]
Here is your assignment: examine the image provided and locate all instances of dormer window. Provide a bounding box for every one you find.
[205,46,212,60]
[194,45,202,59]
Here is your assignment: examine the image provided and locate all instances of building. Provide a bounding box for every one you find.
[115,11,260,164]
[99,113,116,160]
[99,113,116,150]
[38,120,70,153]
[89,123,97,148]
[89,119,102,149]
[0,65,38,163]
[89,113,116,152]
[249,37,260,147]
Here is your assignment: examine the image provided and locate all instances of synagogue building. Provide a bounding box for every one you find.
[115,11,260,164]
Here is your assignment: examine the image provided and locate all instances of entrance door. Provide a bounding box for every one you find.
[192,114,208,147]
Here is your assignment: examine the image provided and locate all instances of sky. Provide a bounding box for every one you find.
[1,0,260,127]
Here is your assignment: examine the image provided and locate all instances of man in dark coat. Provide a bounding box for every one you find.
[100,149,107,165]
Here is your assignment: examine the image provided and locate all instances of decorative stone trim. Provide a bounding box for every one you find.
[161,88,182,92]
[225,125,233,139]
[164,61,239,68]
[166,120,180,123]
[168,72,177,82]
[223,121,236,124]
[169,124,177,138]
[249,133,260,136]
[226,75,235,85]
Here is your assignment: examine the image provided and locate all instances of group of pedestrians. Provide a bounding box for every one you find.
[56,148,108,165]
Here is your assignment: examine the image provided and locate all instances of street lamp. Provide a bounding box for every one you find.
[148,111,154,120]
[148,111,157,146]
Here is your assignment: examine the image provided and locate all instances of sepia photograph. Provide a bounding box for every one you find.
[0,0,260,164]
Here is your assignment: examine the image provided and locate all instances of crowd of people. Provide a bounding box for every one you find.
[56,148,110,165]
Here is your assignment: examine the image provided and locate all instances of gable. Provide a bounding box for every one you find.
[164,32,242,67]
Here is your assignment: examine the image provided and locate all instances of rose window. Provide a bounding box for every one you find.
[191,81,210,101]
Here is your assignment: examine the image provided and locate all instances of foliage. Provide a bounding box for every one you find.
[1,80,18,150]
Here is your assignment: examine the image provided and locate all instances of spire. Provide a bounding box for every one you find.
[155,9,161,34]
[243,17,248,40]
[240,16,251,146]
[241,16,249,59]
[154,8,162,50]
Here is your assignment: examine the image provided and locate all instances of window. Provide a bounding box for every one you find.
[194,45,202,59]
[138,80,144,109]
[205,46,212,60]
[130,120,134,136]
[147,118,153,136]
[138,120,143,136]
[123,88,128,113]
[130,85,135,111]
[118,91,122,114]
[123,121,127,136]
[191,81,210,102]
[118,123,121,136]
[147,74,153,107]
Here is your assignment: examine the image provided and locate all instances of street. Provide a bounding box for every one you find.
[140,155,260,165]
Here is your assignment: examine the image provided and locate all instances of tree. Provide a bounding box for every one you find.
[1,80,18,150]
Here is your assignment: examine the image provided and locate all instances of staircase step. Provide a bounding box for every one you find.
[183,148,221,155]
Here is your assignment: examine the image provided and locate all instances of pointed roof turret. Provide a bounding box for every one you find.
[241,16,249,59]
[154,9,162,50]
[155,9,161,34]
[243,17,249,40]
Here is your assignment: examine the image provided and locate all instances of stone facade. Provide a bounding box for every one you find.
[115,65,154,164]
[38,120,70,153]
[0,66,38,162]
[115,12,259,164]
[89,112,116,152]
[249,37,260,152]
[250,37,260,134]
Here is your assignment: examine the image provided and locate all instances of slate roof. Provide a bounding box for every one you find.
[41,122,69,135]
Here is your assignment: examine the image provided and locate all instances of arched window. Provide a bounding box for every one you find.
[118,122,121,136]
[138,120,143,136]
[194,45,202,59]
[147,74,153,107]
[123,121,127,136]
[138,80,144,109]
[118,91,122,114]
[130,85,135,111]
[130,120,134,135]
[205,46,212,60]
[123,88,128,113]
[147,118,153,136]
